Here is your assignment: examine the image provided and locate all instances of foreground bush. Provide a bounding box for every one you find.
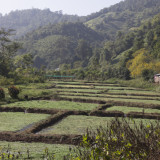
[68,118,160,160]
[8,86,20,99]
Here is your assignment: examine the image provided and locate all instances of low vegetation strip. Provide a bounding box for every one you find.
[59,95,160,105]
[0,132,82,145]
[127,112,160,119]
[90,110,124,117]
[108,100,160,109]
[106,106,160,114]
[27,96,160,108]
[52,82,126,87]
[0,106,59,114]
[56,90,99,94]
[2,100,98,111]
[58,93,160,101]
[56,90,160,97]
[107,92,160,97]
[89,110,160,120]
[36,96,160,109]
[54,86,102,90]
[0,106,25,112]
[107,88,149,91]
[48,97,106,104]
[1,105,90,115]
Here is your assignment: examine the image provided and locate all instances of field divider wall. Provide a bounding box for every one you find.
[0,132,82,145]
[58,93,160,101]
[54,86,102,90]
[48,85,149,91]
[89,110,160,120]
[28,96,160,109]
[57,90,99,94]
[56,90,160,98]
[108,100,160,109]
[91,103,113,112]
[52,82,125,87]
[107,92,160,97]
[89,110,124,117]
[0,106,60,114]
[126,112,160,119]
[0,105,89,115]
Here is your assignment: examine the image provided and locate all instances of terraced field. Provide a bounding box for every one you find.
[1,80,160,159]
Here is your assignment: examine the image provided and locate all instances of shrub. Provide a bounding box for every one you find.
[8,86,20,99]
[69,118,160,160]
[142,69,154,82]
[0,88,5,99]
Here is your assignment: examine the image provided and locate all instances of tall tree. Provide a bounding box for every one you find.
[0,28,20,77]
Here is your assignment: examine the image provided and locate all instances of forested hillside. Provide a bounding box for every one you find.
[1,0,160,81]
[18,22,103,69]
[85,0,160,39]
[0,8,82,37]
[92,12,160,80]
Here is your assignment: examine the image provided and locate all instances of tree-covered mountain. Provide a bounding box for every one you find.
[0,8,83,38]
[1,0,160,40]
[2,0,160,77]
[18,22,103,69]
[85,0,160,39]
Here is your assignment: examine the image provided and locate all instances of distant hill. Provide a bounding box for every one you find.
[19,22,103,69]
[1,0,160,40]
[85,0,160,39]
[0,8,83,38]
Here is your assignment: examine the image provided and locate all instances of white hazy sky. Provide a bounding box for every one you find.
[0,0,123,16]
